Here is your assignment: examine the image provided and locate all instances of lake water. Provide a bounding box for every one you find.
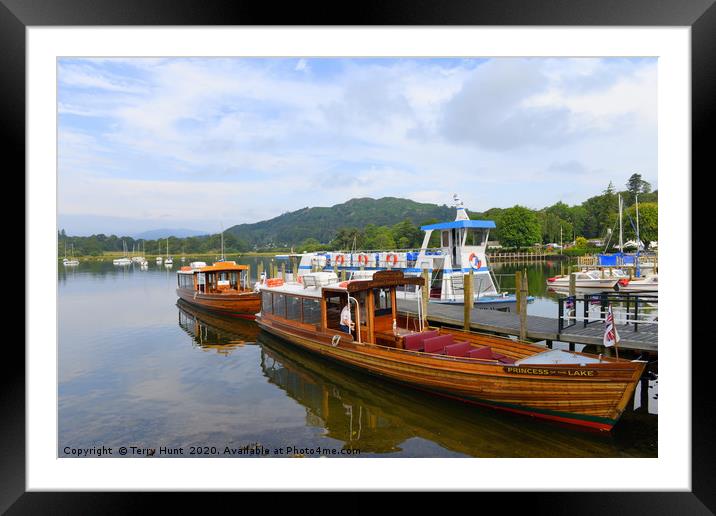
[58,258,657,458]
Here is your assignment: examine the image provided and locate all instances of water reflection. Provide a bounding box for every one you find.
[255,328,655,457]
[177,300,259,355]
[58,260,656,458]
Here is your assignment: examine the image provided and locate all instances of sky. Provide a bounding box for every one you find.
[58,57,657,236]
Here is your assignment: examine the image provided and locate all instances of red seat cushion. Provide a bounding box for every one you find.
[423,335,454,354]
[444,341,472,357]
[403,330,440,351]
[467,346,494,359]
[403,333,424,351]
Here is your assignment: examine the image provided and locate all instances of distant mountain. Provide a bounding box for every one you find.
[226,197,459,247]
[134,228,209,240]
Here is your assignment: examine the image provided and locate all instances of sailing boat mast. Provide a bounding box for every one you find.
[221,223,225,261]
[618,194,623,253]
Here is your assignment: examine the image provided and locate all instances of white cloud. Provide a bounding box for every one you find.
[58,57,657,232]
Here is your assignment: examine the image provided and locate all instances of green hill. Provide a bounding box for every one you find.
[225,197,459,247]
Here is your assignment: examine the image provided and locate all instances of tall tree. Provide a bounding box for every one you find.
[497,206,541,248]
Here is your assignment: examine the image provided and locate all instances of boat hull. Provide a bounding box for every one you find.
[176,287,261,320]
[256,317,645,431]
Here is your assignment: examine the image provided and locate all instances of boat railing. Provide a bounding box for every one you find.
[558,292,658,333]
[318,247,442,254]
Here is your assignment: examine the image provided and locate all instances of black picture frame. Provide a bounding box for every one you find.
[4,0,709,511]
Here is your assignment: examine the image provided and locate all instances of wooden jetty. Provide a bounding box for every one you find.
[396,299,657,354]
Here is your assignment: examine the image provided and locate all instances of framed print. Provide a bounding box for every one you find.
[4,0,711,511]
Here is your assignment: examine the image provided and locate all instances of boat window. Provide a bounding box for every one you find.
[262,291,273,314]
[286,295,301,321]
[324,293,347,330]
[302,298,321,326]
[273,294,287,318]
[466,229,487,247]
[373,288,392,316]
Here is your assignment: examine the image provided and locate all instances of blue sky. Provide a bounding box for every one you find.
[58,57,657,236]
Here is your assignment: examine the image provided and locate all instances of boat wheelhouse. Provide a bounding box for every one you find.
[176,260,261,319]
[256,269,645,431]
[280,196,530,310]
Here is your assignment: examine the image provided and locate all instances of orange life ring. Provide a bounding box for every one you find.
[386,253,398,266]
[358,254,368,265]
[335,254,345,265]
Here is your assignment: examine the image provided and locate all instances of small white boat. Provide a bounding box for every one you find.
[113,241,132,266]
[62,243,79,266]
[546,270,621,290]
[164,238,173,266]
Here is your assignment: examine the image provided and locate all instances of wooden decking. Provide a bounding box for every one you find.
[396,299,658,353]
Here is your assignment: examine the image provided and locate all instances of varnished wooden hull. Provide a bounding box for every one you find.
[176,287,261,320]
[256,316,645,431]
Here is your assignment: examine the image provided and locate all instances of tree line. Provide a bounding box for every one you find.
[59,174,656,256]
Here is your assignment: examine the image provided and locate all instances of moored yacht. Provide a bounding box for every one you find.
[547,270,623,290]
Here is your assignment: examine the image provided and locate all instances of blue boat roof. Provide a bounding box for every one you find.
[420,220,496,231]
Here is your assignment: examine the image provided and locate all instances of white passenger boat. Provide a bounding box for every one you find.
[278,196,531,311]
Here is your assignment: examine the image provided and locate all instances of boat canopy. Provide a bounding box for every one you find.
[420,220,496,231]
[199,261,249,273]
[325,270,424,294]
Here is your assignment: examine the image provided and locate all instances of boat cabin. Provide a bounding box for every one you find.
[260,270,425,348]
[177,261,251,294]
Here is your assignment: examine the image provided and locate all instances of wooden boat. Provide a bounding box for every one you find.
[176,261,261,319]
[256,270,646,431]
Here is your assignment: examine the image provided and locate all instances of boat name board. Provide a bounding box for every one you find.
[503,366,597,377]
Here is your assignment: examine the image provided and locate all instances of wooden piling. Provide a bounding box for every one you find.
[257,261,264,282]
[463,271,473,331]
[281,263,286,280]
[569,272,576,297]
[422,270,430,326]
[515,270,522,314]
[519,269,528,341]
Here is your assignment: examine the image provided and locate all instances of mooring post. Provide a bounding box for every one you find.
[246,264,251,288]
[422,270,430,327]
[569,272,576,297]
[463,271,473,331]
[519,270,528,341]
[515,270,522,314]
[340,269,347,281]
[257,261,264,283]
[281,263,286,280]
